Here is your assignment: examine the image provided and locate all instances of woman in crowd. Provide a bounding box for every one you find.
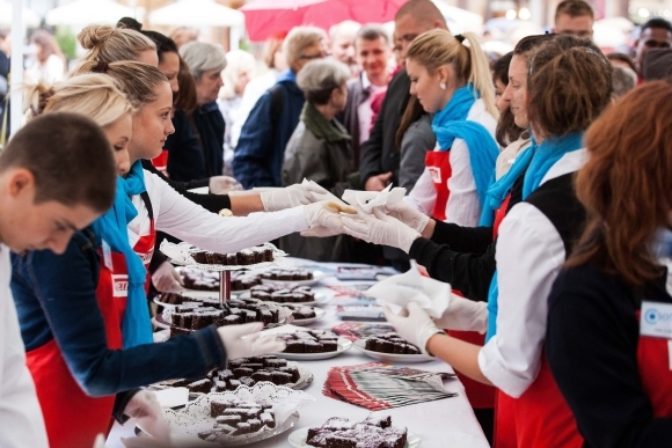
[546,81,672,447]
[404,30,499,226]
[26,29,65,85]
[282,59,359,261]
[76,24,158,68]
[219,49,256,174]
[338,35,612,447]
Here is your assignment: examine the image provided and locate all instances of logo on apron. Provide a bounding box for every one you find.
[111,274,129,298]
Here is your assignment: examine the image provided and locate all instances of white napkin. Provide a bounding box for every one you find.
[342,184,407,214]
[365,262,451,319]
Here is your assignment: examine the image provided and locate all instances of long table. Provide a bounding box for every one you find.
[106,260,490,448]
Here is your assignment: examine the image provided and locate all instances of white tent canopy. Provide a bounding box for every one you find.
[45,0,140,27]
[0,1,39,27]
[149,0,244,27]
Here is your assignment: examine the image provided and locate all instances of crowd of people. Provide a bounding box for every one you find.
[0,0,671,447]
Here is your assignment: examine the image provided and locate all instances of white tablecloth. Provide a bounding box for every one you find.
[106,260,490,448]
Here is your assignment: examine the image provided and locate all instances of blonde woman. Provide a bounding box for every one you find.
[405,29,500,227]
[75,25,158,70]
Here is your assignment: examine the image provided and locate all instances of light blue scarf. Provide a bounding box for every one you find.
[431,84,500,208]
[485,132,584,340]
[92,161,152,348]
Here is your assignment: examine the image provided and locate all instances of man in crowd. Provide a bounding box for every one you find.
[329,20,360,77]
[633,17,672,76]
[552,0,594,39]
[359,0,447,192]
[341,25,391,167]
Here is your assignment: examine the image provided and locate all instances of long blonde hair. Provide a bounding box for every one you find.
[28,73,133,127]
[78,25,155,66]
[406,29,498,118]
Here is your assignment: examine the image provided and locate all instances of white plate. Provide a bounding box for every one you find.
[287,427,421,448]
[289,307,325,326]
[277,337,352,361]
[259,270,326,287]
[354,339,434,363]
[240,291,330,308]
[160,241,286,271]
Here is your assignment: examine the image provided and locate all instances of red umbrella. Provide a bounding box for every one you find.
[242,0,405,42]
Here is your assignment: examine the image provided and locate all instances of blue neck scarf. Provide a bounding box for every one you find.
[92,161,152,348]
[431,84,500,208]
[485,131,584,340]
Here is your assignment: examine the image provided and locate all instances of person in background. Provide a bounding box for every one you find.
[234,26,328,188]
[218,49,256,176]
[359,0,447,192]
[230,34,287,148]
[547,81,672,448]
[25,29,66,85]
[633,17,672,76]
[607,52,639,93]
[641,47,672,81]
[329,20,360,77]
[282,59,358,261]
[552,0,594,39]
[2,112,117,448]
[76,25,158,69]
[340,25,391,167]
[179,42,227,181]
[169,26,198,48]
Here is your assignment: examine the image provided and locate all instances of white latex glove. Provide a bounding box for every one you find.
[218,322,286,360]
[383,302,442,355]
[209,176,243,195]
[384,200,430,234]
[124,390,170,442]
[151,261,183,293]
[260,182,333,211]
[434,295,488,334]
[301,200,356,237]
[342,208,420,252]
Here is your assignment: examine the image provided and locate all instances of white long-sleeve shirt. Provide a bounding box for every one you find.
[478,149,587,398]
[408,99,497,227]
[128,170,309,252]
[0,246,48,448]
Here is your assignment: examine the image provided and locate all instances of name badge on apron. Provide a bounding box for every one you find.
[641,301,672,370]
[428,166,442,184]
[111,274,129,298]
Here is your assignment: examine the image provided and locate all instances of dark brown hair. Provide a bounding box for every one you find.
[527,35,612,138]
[492,52,523,146]
[554,0,594,21]
[0,113,116,212]
[567,81,672,285]
[175,57,198,113]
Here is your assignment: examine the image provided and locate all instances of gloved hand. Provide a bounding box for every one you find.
[433,295,488,334]
[217,322,286,360]
[260,183,334,212]
[342,209,420,252]
[301,200,356,237]
[384,200,430,234]
[382,302,442,355]
[124,390,170,442]
[209,176,243,195]
[151,261,183,293]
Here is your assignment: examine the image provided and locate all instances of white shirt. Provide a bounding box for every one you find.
[128,170,309,253]
[0,246,49,448]
[357,74,387,145]
[230,70,278,149]
[478,149,587,398]
[408,99,497,227]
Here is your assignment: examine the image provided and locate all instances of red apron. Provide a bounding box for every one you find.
[425,149,496,410]
[26,193,156,448]
[151,149,169,176]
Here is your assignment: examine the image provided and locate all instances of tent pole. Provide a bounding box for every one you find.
[10,0,24,136]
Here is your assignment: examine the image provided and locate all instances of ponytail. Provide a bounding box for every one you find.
[461,32,498,118]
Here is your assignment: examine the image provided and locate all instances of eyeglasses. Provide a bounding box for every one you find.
[644,39,671,48]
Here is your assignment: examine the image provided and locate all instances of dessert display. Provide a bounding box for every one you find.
[364,333,422,355]
[199,397,276,441]
[287,305,317,321]
[260,268,314,281]
[178,267,261,292]
[306,415,407,448]
[166,297,282,336]
[191,246,273,265]
[249,284,316,304]
[281,330,339,354]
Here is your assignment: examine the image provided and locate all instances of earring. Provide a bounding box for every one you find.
[439,82,447,90]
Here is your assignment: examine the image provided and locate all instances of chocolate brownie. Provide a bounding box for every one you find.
[259,268,314,281]
[364,333,422,355]
[306,416,406,448]
[281,330,340,354]
[191,245,274,266]
[249,284,316,304]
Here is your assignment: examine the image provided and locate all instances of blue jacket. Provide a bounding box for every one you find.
[11,229,227,397]
[233,70,305,188]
